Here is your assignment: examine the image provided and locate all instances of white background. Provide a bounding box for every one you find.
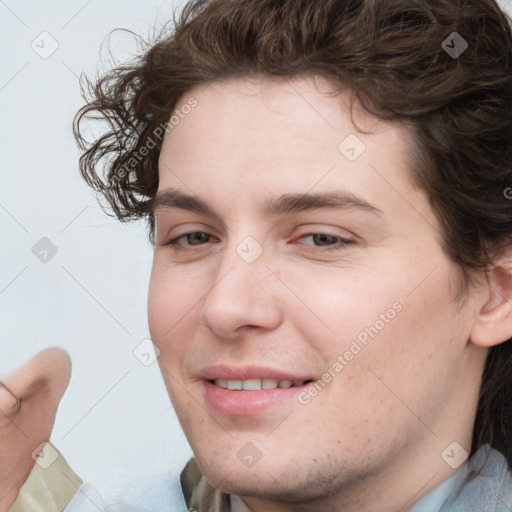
[1,1,511,511]
[0,1,191,510]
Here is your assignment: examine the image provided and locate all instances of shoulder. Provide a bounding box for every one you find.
[441,445,512,511]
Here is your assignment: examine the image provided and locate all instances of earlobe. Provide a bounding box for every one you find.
[470,257,512,348]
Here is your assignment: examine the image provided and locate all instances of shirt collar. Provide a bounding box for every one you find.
[229,495,251,512]
[406,466,465,512]
[229,472,464,512]
[229,446,501,512]
[181,444,511,512]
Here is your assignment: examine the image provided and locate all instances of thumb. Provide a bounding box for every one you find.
[0,347,72,512]
[0,347,72,413]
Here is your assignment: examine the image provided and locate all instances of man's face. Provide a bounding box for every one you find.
[148,76,483,506]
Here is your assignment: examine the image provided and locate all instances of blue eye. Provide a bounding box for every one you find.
[161,231,353,254]
[164,232,212,248]
[297,233,353,252]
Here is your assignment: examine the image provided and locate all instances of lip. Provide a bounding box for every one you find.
[200,365,314,416]
[199,364,312,382]
[203,380,312,416]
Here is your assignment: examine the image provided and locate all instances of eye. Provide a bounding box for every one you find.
[160,231,353,253]
[295,233,353,252]
[163,231,213,249]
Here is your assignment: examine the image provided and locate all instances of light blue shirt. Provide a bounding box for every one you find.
[230,475,463,512]
[63,444,512,511]
[408,468,464,512]
[232,445,512,512]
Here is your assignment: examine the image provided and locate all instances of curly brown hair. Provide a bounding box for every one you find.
[73,0,512,474]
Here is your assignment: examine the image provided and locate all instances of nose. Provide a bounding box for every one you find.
[200,242,284,339]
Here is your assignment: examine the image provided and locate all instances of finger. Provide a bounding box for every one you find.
[0,384,21,426]
[1,347,72,406]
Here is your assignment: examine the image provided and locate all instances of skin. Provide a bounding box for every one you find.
[0,349,71,512]
[2,75,510,511]
[147,75,501,511]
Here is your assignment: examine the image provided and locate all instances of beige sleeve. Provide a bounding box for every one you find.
[8,441,82,512]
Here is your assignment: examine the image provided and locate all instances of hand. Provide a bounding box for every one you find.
[0,348,71,512]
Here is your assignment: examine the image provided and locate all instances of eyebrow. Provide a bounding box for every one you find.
[151,188,382,218]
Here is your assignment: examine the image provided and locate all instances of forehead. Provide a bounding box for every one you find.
[161,75,403,151]
[157,75,420,216]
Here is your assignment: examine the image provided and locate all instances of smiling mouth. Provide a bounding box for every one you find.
[211,378,314,390]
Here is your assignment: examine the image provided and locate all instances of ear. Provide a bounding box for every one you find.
[470,247,512,348]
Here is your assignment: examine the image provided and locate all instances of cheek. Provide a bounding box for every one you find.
[147,261,205,359]
[278,262,406,352]
[282,257,462,416]
[148,268,204,422]
[148,249,209,311]
[363,285,463,434]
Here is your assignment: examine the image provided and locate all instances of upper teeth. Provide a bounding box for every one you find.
[214,379,305,390]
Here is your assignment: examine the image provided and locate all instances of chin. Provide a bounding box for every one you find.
[195,445,351,504]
